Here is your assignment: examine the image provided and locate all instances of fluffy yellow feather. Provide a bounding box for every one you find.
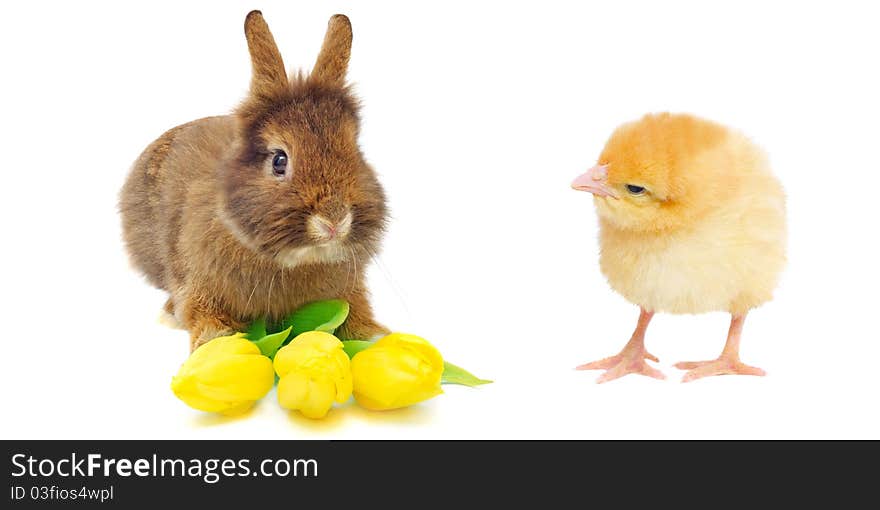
[572,113,786,382]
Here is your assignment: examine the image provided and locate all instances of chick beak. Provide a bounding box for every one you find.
[571,164,618,199]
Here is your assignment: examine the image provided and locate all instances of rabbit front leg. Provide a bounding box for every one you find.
[179,292,245,352]
[336,288,389,341]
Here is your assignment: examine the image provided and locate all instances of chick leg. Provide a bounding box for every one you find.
[576,308,665,383]
[675,314,766,382]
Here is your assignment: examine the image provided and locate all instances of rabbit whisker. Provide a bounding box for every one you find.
[343,245,353,296]
[244,281,259,312]
[348,245,357,295]
[369,250,411,319]
[266,270,278,318]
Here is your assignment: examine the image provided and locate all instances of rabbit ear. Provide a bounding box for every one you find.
[311,14,352,86]
[244,11,288,99]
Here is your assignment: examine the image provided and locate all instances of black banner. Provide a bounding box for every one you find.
[3,441,876,506]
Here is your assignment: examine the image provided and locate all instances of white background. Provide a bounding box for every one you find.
[2,0,878,439]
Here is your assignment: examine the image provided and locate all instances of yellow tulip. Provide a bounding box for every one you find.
[351,333,444,411]
[171,333,275,415]
[274,331,352,419]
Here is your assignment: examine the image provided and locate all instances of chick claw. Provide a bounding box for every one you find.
[577,351,665,384]
[675,314,766,382]
[675,359,766,383]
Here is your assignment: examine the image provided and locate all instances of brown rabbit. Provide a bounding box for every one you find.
[119,11,388,351]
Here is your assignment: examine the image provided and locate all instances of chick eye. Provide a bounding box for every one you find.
[626,184,646,195]
[271,150,288,177]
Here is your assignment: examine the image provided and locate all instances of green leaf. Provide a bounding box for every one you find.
[441,361,493,387]
[341,340,373,359]
[251,326,292,359]
[282,299,350,338]
[244,316,267,340]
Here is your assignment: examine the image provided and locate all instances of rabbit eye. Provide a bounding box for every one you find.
[271,151,288,176]
[626,184,646,195]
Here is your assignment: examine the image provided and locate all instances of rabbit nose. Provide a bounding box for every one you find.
[309,211,353,242]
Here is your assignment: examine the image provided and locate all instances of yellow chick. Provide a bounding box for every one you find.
[571,113,786,383]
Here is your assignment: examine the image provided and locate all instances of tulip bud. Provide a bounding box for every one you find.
[274,331,352,419]
[171,333,275,415]
[351,333,444,411]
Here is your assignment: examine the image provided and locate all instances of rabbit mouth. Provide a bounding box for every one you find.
[274,242,350,268]
[220,208,357,268]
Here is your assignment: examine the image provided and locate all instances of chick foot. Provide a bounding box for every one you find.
[675,359,765,382]
[576,308,665,383]
[577,350,665,383]
[674,313,765,382]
